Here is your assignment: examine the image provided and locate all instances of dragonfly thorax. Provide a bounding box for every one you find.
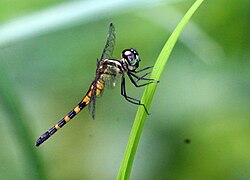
[122,48,140,72]
[97,59,122,88]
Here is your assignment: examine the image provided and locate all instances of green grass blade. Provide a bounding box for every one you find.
[0,62,46,179]
[117,0,204,179]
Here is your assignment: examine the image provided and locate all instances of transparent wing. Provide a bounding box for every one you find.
[105,75,119,89]
[88,80,97,119]
[89,23,115,119]
[100,23,116,61]
[88,77,104,119]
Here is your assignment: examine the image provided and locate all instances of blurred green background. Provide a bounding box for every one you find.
[0,0,249,179]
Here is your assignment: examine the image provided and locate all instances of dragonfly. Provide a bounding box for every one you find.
[35,23,158,146]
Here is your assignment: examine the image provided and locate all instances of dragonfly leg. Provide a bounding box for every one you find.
[133,66,159,83]
[134,66,153,73]
[130,72,156,82]
[127,73,158,87]
[134,72,152,82]
[121,75,149,115]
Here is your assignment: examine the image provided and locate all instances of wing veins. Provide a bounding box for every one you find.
[100,23,116,61]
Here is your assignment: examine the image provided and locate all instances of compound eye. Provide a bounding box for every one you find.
[123,50,137,65]
[128,54,135,61]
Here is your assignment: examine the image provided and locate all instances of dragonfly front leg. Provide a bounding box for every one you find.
[130,72,156,82]
[121,74,149,115]
[134,72,151,82]
[134,66,153,73]
[127,72,158,87]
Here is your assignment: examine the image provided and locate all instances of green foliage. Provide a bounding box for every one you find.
[0,63,45,179]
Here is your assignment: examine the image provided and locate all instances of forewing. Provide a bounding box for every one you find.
[100,23,116,62]
[90,23,115,119]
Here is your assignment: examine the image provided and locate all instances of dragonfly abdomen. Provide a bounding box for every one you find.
[35,102,85,146]
[35,79,105,146]
[35,85,98,146]
[89,78,105,97]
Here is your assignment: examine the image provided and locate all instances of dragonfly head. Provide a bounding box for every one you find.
[122,48,140,71]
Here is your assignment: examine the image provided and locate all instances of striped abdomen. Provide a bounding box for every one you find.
[35,79,104,146]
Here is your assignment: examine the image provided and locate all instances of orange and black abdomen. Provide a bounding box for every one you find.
[35,79,104,146]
